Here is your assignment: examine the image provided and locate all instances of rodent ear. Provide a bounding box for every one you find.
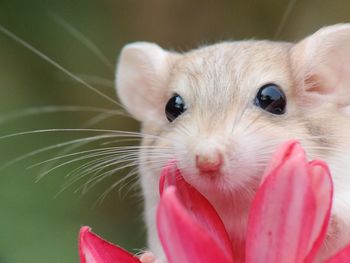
[116,42,177,122]
[291,24,350,108]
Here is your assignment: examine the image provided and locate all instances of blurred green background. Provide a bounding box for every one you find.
[0,0,349,262]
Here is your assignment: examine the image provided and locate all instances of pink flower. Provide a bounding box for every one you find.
[157,160,235,263]
[79,226,141,263]
[79,140,350,263]
[246,141,333,263]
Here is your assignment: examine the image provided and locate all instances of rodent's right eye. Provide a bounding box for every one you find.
[165,94,186,122]
[254,83,286,115]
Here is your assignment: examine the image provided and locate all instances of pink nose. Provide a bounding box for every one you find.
[195,152,223,173]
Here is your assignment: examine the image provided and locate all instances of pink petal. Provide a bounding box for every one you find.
[159,160,177,195]
[79,226,141,263]
[246,142,333,263]
[325,244,350,263]
[261,139,300,184]
[157,161,234,263]
[304,161,333,262]
[158,187,234,263]
[159,161,233,255]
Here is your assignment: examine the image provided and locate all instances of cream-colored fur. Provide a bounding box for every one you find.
[116,25,350,262]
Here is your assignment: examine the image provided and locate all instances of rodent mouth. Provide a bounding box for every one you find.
[198,170,223,180]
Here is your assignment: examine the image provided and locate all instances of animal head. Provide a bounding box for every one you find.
[115,24,350,194]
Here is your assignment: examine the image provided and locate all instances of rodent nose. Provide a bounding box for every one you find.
[195,152,223,174]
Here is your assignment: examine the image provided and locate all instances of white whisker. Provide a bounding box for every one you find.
[70,74,114,88]
[0,25,121,107]
[274,0,297,39]
[51,14,114,70]
[1,134,119,169]
[0,106,126,125]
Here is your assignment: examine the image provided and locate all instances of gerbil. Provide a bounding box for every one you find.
[116,24,350,262]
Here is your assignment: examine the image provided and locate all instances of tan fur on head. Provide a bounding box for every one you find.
[116,24,350,262]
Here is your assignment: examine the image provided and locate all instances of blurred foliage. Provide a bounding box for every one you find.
[0,0,349,262]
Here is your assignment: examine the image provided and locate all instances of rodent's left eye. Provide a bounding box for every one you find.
[165,93,186,122]
[254,83,286,115]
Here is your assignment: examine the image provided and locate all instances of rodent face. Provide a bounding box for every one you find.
[140,41,316,195]
[116,24,350,196]
[117,25,350,259]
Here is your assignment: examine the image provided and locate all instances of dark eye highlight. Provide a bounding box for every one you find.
[254,83,286,115]
[165,94,186,122]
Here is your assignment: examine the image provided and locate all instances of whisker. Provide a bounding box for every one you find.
[82,112,119,128]
[81,158,168,195]
[57,155,122,192]
[0,129,179,149]
[100,138,141,146]
[39,149,170,184]
[96,168,140,205]
[75,152,172,184]
[70,74,114,88]
[29,147,125,169]
[34,150,124,179]
[232,99,251,134]
[37,108,133,174]
[81,161,139,194]
[0,25,121,107]
[1,134,118,169]
[51,14,114,70]
[37,139,102,178]
[58,156,123,190]
[173,121,193,137]
[30,144,172,169]
[0,105,127,125]
[118,173,141,200]
[239,110,264,135]
[0,128,151,140]
[274,0,297,39]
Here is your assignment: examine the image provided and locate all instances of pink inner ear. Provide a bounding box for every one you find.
[291,25,350,106]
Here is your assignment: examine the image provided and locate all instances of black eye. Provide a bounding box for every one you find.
[254,84,286,115]
[165,94,186,122]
